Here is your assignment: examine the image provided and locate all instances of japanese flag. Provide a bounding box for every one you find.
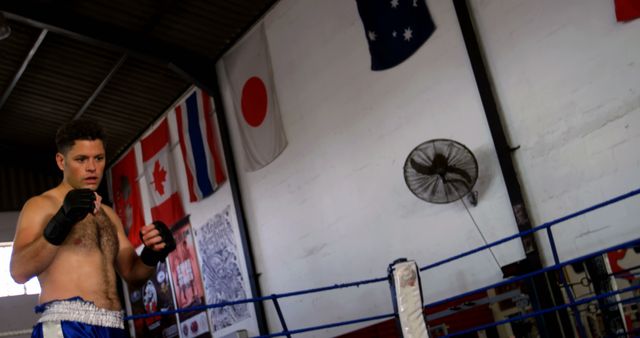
[223,22,287,172]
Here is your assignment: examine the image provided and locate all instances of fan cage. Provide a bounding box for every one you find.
[403,139,478,204]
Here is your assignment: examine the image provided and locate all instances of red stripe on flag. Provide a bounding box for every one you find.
[150,192,185,228]
[175,104,198,202]
[201,89,212,114]
[201,91,227,185]
[141,119,170,162]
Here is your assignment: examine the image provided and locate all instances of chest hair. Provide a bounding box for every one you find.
[66,209,119,260]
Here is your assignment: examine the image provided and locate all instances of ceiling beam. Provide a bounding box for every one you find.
[0,1,216,80]
[73,53,128,120]
[0,28,47,111]
[71,0,177,120]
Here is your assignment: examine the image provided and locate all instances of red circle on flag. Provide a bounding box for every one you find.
[241,76,268,127]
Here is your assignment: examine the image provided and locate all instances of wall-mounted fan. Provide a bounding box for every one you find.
[403,139,500,268]
[403,139,478,204]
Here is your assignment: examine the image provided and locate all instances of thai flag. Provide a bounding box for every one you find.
[175,88,227,202]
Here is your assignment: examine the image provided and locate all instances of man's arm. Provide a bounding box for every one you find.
[10,196,61,284]
[105,206,154,285]
[10,189,97,284]
[107,206,175,286]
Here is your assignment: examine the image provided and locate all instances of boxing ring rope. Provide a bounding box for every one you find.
[124,187,640,337]
[446,283,640,337]
[0,329,32,338]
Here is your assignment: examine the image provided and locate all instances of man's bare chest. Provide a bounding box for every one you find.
[66,209,119,258]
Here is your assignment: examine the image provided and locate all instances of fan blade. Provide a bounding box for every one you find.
[446,166,473,184]
[410,158,437,176]
[444,177,471,193]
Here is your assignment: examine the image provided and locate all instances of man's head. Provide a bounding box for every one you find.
[55,118,106,155]
[55,119,107,190]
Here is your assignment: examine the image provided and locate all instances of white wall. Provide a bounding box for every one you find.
[216,1,525,336]
[0,294,39,337]
[0,211,39,336]
[469,0,640,265]
[0,211,20,242]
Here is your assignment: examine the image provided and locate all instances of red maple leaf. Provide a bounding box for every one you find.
[152,160,167,195]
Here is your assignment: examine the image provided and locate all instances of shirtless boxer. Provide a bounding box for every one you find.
[10,119,175,337]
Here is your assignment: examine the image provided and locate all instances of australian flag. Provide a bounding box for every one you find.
[356,0,436,71]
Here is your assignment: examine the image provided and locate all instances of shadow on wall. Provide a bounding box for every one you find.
[0,293,39,336]
[472,144,497,203]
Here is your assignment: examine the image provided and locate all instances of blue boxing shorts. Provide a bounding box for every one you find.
[31,297,127,338]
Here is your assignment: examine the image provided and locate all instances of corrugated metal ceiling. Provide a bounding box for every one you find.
[0,0,278,211]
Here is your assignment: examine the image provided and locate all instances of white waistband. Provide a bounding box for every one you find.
[38,299,124,329]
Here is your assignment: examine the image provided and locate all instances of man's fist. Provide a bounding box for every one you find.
[44,189,97,245]
[63,189,96,222]
[139,221,176,267]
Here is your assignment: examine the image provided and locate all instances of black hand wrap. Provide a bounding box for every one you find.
[140,221,176,267]
[44,189,96,245]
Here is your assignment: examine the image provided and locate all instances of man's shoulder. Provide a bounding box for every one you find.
[17,189,61,227]
[23,190,59,210]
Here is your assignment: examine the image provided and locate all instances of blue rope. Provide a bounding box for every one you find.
[270,276,388,299]
[122,187,640,336]
[621,295,640,306]
[124,278,387,320]
[125,296,274,320]
[420,187,640,272]
[253,313,396,338]
[426,237,640,309]
[444,283,640,337]
[125,237,640,326]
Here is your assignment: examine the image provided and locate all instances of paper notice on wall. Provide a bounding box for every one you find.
[195,205,251,332]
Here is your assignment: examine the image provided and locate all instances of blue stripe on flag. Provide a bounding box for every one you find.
[186,93,214,198]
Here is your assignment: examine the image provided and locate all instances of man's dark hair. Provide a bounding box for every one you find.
[55,118,106,154]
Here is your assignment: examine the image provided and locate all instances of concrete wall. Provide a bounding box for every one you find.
[0,294,38,337]
[0,211,39,337]
[469,0,640,264]
[216,1,525,336]
[0,211,20,242]
[214,0,639,336]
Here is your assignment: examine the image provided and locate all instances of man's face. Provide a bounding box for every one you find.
[57,139,106,190]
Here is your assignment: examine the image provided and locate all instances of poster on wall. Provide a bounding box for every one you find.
[168,217,211,338]
[195,205,251,333]
[128,259,179,338]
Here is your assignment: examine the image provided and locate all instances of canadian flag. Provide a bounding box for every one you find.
[223,22,287,172]
[141,118,185,227]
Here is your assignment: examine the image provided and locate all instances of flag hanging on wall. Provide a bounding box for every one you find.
[110,147,145,247]
[175,88,227,202]
[356,0,436,71]
[141,118,185,227]
[223,22,287,172]
[615,0,640,22]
